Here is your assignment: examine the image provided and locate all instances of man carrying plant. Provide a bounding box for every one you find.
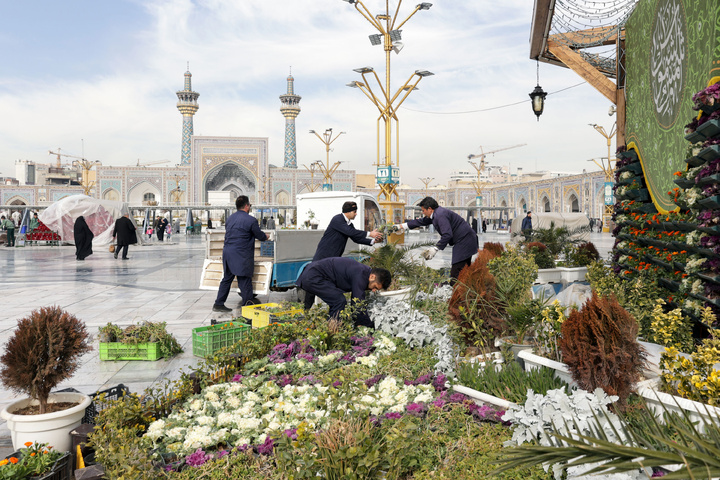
[296,256,391,328]
[313,201,383,261]
[213,195,270,313]
[394,196,478,281]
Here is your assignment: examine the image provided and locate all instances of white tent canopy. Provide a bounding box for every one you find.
[38,195,128,245]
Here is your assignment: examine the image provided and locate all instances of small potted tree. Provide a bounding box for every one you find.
[0,306,93,452]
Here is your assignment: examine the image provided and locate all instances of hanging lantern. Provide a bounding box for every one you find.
[529,59,547,121]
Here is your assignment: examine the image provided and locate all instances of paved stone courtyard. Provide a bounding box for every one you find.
[0,230,614,456]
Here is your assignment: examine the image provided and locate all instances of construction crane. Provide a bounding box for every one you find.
[48,149,102,195]
[467,143,527,171]
[136,159,170,167]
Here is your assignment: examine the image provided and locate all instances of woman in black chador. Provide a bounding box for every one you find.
[74,216,94,260]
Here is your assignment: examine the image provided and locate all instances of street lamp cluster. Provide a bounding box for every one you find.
[309,128,345,191]
[341,0,433,222]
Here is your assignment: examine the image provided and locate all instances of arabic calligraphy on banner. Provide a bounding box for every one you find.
[650,0,688,129]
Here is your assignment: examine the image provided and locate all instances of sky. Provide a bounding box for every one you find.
[0,0,618,187]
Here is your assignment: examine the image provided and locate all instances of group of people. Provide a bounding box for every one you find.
[212,195,479,329]
[1,211,40,247]
[147,216,170,242]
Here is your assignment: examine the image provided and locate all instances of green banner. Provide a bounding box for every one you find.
[625,0,720,212]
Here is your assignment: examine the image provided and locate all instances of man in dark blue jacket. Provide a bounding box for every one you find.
[296,257,391,328]
[521,211,533,240]
[312,201,382,261]
[213,195,268,313]
[396,196,478,280]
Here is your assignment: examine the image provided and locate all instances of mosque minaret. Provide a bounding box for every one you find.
[176,65,200,165]
[279,72,301,169]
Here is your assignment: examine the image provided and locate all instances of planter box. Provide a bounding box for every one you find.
[697,172,720,186]
[618,162,643,175]
[377,285,414,301]
[698,144,720,162]
[495,337,534,368]
[451,384,516,410]
[3,451,73,480]
[697,272,720,284]
[518,350,575,386]
[637,383,720,430]
[625,188,649,202]
[699,195,720,209]
[685,130,706,144]
[658,278,680,292]
[685,155,706,168]
[698,224,720,235]
[242,302,303,329]
[697,118,720,140]
[99,342,161,361]
[559,266,588,283]
[673,177,695,189]
[617,150,639,162]
[192,322,252,358]
[535,267,563,284]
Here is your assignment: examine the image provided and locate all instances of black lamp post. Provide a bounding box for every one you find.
[529,59,547,121]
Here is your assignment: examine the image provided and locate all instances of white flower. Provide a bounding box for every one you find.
[204,391,220,402]
[196,415,215,426]
[356,355,378,367]
[190,399,203,411]
[146,419,166,441]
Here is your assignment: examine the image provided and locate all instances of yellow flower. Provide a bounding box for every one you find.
[0,459,8,466]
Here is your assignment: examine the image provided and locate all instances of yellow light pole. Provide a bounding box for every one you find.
[309,128,345,190]
[589,122,617,232]
[302,162,322,192]
[418,176,434,197]
[467,160,491,207]
[72,159,102,196]
[170,173,187,205]
[342,0,433,223]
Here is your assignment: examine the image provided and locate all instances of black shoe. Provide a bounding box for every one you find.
[212,304,232,313]
[121,257,130,260]
[114,251,118,259]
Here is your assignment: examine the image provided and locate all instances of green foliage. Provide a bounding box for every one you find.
[487,245,538,308]
[88,393,158,479]
[565,241,600,267]
[535,300,570,362]
[275,415,422,480]
[0,305,91,414]
[649,299,693,352]
[98,320,183,359]
[525,242,555,269]
[520,221,589,257]
[455,360,567,404]
[503,297,548,345]
[359,241,437,290]
[167,450,275,479]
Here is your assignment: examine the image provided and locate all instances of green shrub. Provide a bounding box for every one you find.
[455,360,567,404]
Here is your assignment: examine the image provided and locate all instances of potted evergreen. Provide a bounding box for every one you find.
[0,306,92,452]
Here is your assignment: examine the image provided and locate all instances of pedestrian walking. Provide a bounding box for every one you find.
[73,216,94,260]
[1,215,15,247]
[112,213,137,260]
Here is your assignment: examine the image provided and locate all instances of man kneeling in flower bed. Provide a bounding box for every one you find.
[297,256,391,328]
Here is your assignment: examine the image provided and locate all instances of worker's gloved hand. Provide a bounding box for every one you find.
[265,231,275,241]
[393,224,404,232]
[422,246,438,260]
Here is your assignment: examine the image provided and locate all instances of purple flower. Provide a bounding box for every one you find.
[216,450,229,459]
[236,444,250,452]
[405,402,426,417]
[231,374,243,382]
[384,412,403,420]
[296,353,316,362]
[275,374,294,387]
[332,380,343,388]
[365,374,386,388]
[256,436,275,455]
[449,393,467,403]
[297,375,317,385]
[431,398,447,408]
[432,374,448,391]
[185,448,211,467]
[283,428,298,440]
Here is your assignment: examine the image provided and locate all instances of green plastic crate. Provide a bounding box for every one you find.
[192,322,251,358]
[99,342,161,361]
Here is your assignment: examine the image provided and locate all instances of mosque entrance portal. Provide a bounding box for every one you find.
[204,162,256,203]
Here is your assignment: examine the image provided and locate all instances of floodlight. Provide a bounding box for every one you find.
[389,29,402,41]
[415,70,434,77]
[402,85,417,91]
[392,41,404,54]
[353,67,374,74]
[369,34,382,46]
[418,3,432,10]
[341,0,356,4]
[309,130,316,134]
[346,81,363,88]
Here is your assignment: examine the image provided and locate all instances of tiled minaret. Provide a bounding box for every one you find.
[280,72,301,168]
[176,66,200,165]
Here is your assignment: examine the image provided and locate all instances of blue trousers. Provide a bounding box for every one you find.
[297,269,373,328]
[215,269,253,307]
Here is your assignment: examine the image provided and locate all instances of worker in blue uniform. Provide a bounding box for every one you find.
[395,196,478,280]
[312,201,382,261]
[296,256,391,328]
[213,195,269,313]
